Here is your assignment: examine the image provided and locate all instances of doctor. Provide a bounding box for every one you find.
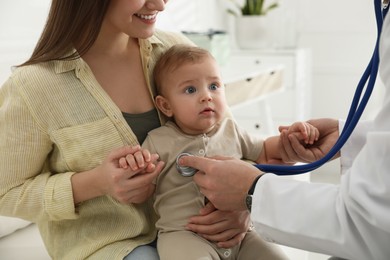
[179,5,390,260]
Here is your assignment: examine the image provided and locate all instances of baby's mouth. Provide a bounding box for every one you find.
[201,108,215,114]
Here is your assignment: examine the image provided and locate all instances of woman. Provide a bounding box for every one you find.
[0,1,250,259]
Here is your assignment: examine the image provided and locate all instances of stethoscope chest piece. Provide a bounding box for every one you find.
[176,152,197,177]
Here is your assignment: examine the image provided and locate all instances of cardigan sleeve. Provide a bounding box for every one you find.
[0,76,78,222]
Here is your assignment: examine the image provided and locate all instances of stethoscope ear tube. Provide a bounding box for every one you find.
[254,0,387,175]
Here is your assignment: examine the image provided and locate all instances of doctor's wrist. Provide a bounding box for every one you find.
[245,174,264,212]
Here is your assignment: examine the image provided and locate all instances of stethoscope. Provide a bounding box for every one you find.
[177,0,388,177]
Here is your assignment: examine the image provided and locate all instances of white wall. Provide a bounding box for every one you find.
[0,0,50,84]
[297,0,384,121]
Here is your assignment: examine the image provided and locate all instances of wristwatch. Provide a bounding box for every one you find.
[245,175,263,212]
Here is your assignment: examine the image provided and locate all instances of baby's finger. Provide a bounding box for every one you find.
[308,127,315,144]
[126,154,139,171]
[305,123,312,144]
[278,125,290,133]
[107,145,141,162]
[141,149,152,163]
[308,126,319,144]
[288,133,312,163]
[142,154,161,174]
[119,157,129,169]
[298,122,310,144]
[280,130,297,163]
[313,127,320,143]
[133,150,147,168]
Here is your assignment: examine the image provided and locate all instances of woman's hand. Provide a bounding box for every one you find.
[99,145,164,204]
[72,145,164,205]
[186,202,250,248]
[279,118,340,163]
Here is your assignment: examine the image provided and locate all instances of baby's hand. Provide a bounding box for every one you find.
[119,147,158,173]
[280,121,319,145]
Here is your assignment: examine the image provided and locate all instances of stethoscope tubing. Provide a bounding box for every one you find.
[254,0,387,175]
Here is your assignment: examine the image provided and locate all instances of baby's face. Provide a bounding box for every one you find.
[159,56,227,135]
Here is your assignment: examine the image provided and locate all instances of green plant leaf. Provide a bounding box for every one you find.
[236,0,278,16]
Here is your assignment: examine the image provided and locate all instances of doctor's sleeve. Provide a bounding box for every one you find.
[250,120,390,260]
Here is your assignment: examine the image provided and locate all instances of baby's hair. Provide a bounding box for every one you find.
[153,44,214,95]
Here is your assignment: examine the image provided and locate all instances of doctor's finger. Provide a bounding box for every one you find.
[288,134,313,163]
[216,232,246,249]
[280,130,299,163]
[201,226,244,243]
[283,132,310,163]
[193,171,209,190]
[206,155,233,161]
[179,155,211,173]
[279,130,289,161]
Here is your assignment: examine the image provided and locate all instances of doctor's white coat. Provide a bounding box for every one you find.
[251,9,390,260]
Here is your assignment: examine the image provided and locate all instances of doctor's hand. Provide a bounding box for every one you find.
[179,155,261,211]
[279,118,340,163]
[187,202,250,248]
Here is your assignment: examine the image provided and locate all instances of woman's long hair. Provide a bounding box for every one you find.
[20,0,110,66]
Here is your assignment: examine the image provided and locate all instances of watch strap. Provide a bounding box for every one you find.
[246,174,264,211]
[248,175,262,195]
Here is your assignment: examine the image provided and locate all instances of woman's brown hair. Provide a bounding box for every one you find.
[20,0,110,66]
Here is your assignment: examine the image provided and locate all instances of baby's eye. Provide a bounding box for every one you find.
[185,86,197,94]
[209,83,219,91]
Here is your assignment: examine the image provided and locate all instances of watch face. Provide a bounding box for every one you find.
[246,194,253,212]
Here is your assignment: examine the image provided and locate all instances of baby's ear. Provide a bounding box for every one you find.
[155,95,173,117]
